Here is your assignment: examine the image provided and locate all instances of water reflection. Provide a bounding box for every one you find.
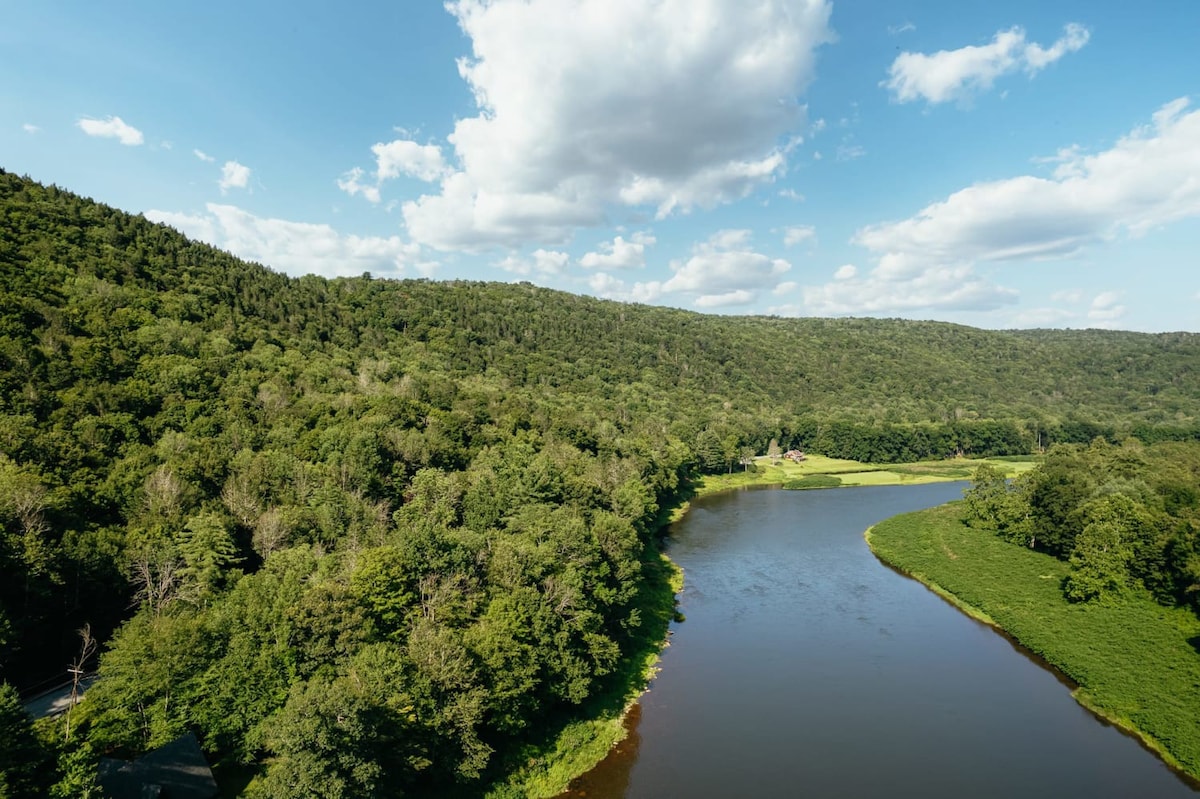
[558,703,642,798]
[559,484,1198,798]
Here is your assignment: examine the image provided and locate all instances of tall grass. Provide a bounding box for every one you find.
[868,504,1200,782]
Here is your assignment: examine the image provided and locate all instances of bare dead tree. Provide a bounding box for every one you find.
[65,623,97,741]
[129,548,181,614]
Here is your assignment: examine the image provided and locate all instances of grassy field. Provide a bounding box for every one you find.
[688,453,1038,498]
[867,504,1200,783]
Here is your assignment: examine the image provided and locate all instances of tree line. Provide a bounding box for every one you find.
[2,168,1199,795]
[963,439,1200,608]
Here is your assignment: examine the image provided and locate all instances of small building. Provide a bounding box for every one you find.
[784,449,806,462]
[97,731,219,799]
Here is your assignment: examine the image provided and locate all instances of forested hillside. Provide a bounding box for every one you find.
[2,168,1200,796]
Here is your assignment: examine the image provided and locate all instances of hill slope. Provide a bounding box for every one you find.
[3,168,1200,795]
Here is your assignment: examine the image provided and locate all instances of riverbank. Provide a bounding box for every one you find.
[484,545,683,798]
[498,455,1036,797]
[867,503,1200,785]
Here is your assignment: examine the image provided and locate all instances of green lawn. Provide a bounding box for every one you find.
[689,454,1037,498]
[867,504,1200,782]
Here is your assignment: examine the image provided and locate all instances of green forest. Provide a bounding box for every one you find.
[2,168,1200,796]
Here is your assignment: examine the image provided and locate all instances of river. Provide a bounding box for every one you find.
[559,483,1198,798]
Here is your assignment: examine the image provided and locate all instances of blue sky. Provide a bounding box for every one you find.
[3,0,1199,331]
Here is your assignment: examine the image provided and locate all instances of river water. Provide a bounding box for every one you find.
[559,483,1198,798]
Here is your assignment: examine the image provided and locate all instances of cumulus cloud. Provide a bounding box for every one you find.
[495,248,570,277]
[1010,307,1078,327]
[802,262,1018,315]
[802,98,1200,318]
[193,149,215,162]
[219,161,251,193]
[579,233,655,269]
[855,98,1200,264]
[400,0,834,250]
[695,290,755,308]
[339,139,450,205]
[885,23,1089,104]
[336,167,382,204]
[145,204,427,278]
[373,140,449,182]
[77,115,144,145]
[1050,288,1084,303]
[782,225,816,247]
[587,271,664,304]
[655,229,791,308]
[1088,290,1125,325]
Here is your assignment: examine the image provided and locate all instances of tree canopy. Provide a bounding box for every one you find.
[2,168,1199,794]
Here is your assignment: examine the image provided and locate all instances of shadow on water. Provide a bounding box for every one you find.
[564,484,1200,798]
[555,703,643,799]
[876,556,1200,792]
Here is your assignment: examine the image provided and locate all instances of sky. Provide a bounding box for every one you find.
[3,0,1199,332]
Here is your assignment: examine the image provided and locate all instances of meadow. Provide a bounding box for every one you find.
[868,504,1200,783]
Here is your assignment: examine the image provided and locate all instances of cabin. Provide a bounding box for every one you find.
[97,731,219,799]
[784,450,806,462]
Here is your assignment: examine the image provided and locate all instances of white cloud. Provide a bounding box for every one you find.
[1050,289,1083,303]
[855,98,1200,265]
[579,233,655,269]
[587,272,663,304]
[888,22,916,36]
[145,204,426,278]
[660,229,791,308]
[884,23,1090,104]
[336,167,382,204]
[495,248,570,277]
[193,149,215,162]
[778,188,805,201]
[836,143,865,161]
[1011,307,1078,327]
[373,140,448,182]
[339,139,451,205]
[802,263,1018,315]
[782,225,816,247]
[22,123,39,134]
[77,115,144,145]
[219,161,251,193]
[1088,290,1125,325]
[695,290,755,308]
[802,99,1200,319]
[401,0,834,250]
[833,264,857,280]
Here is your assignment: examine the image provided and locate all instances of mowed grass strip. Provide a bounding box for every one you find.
[694,454,1037,495]
[867,504,1200,781]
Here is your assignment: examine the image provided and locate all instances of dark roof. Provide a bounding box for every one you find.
[98,732,219,799]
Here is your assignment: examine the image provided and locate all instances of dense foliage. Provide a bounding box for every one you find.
[2,168,1200,794]
[963,440,1200,608]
